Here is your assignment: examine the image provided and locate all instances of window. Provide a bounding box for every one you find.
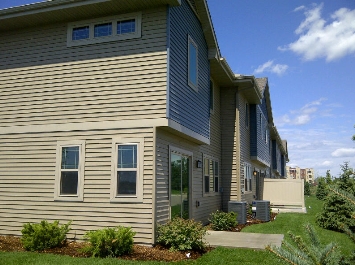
[55,141,85,201]
[203,155,219,194]
[188,36,198,91]
[210,80,214,113]
[245,103,249,128]
[117,19,135,34]
[67,12,142,47]
[111,138,143,202]
[72,26,89,40]
[94,22,112,37]
[260,113,263,140]
[243,163,252,192]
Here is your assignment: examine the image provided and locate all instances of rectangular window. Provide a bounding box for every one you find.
[55,141,85,201]
[72,26,89,40]
[94,22,112,37]
[204,158,210,193]
[67,12,141,47]
[245,103,249,128]
[111,138,143,202]
[203,155,219,194]
[117,144,137,195]
[243,163,252,192]
[117,19,135,34]
[214,161,219,192]
[188,36,198,91]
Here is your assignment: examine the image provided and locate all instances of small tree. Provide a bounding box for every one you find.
[317,162,355,233]
[325,170,332,184]
[266,223,343,265]
[316,177,328,200]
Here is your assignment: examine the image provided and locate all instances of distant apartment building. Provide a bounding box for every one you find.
[286,166,314,183]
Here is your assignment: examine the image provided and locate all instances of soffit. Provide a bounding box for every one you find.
[0,0,180,31]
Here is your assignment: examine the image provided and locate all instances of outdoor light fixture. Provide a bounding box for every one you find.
[196,160,202,168]
[253,169,257,176]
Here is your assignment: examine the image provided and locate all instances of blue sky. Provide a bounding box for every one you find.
[1,0,354,177]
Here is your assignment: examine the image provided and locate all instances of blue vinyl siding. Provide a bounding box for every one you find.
[250,101,270,166]
[167,0,210,139]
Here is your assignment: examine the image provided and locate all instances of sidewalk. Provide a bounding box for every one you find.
[204,231,284,250]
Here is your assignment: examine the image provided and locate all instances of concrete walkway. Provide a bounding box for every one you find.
[205,231,284,250]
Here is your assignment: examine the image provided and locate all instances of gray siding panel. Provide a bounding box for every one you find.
[168,0,210,139]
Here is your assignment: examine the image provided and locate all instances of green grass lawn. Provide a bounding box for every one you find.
[1,195,354,265]
[243,195,355,257]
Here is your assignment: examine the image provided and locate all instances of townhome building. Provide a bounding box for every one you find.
[0,0,288,245]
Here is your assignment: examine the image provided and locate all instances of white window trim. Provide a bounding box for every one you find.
[188,35,198,91]
[54,140,85,201]
[67,12,142,47]
[110,137,143,203]
[243,162,252,193]
[203,154,219,196]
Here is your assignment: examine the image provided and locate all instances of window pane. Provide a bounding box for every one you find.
[214,176,219,192]
[203,158,209,176]
[118,145,137,168]
[189,41,198,87]
[94,22,112,37]
[60,171,78,195]
[214,161,219,176]
[204,175,209,193]
[61,146,79,169]
[209,160,214,191]
[117,19,135,34]
[72,26,89,40]
[117,171,136,194]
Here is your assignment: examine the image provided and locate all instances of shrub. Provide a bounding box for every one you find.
[82,226,135,258]
[316,193,355,232]
[157,217,207,251]
[304,181,311,196]
[209,210,237,231]
[21,220,71,251]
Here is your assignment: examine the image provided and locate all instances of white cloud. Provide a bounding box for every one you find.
[279,4,355,61]
[331,148,355,157]
[321,161,333,166]
[253,60,288,76]
[294,6,305,12]
[276,98,327,126]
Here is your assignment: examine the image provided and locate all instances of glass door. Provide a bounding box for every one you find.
[170,152,190,219]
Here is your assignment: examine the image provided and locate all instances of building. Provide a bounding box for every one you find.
[0,0,288,245]
[286,166,314,183]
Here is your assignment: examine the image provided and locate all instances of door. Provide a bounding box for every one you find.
[170,152,190,219]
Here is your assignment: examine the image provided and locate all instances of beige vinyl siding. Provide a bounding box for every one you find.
[0,127,155,244]
[238,94,260,203]
[0,7,167,127]
[155,82,221,225]
[220,87,240,210]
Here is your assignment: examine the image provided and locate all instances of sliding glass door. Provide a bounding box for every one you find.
[170,152,190,219]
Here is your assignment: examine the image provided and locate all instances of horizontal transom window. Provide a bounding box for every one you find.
[67,12,142,47]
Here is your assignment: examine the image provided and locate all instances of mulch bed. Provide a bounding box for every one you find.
[0,213,277,262]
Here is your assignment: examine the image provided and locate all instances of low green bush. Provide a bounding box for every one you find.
[209,210,237,231]
[82,226,135,258]
[21,220,71,251]
[157,217,207,251]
